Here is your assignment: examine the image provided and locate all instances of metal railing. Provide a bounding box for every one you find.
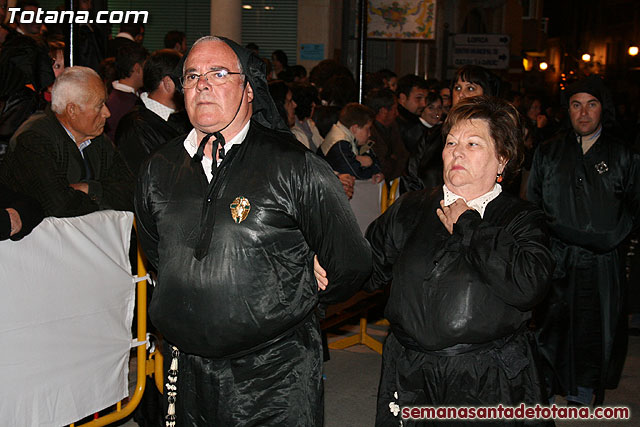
[71,226,163,427]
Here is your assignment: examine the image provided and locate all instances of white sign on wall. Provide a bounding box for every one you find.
[452,33,511,69]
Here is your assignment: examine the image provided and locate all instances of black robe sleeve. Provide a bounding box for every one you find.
[453,206,555,310]
[134,156,161,269]
[0,183,44,240]
[364,191,426,292]
[297,151,372,304]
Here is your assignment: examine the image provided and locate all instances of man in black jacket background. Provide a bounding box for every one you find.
[115,49,190,174]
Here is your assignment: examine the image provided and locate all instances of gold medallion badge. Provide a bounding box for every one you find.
[230,196,251,223]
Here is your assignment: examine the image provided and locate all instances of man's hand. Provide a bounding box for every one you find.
[314,255,328,291]
[355,155,373,168]
[372,173,384,184]
[6,208,22,236]
[69,182,89,194]
[436,199,472,234]
[337,173,355,199]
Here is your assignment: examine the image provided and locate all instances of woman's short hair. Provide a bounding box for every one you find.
[452,65,500,97]
[442,96,525,180]
[268,80,291,124]
[339,103,375,128]
[291,83,319,120]
[271,49,288,67]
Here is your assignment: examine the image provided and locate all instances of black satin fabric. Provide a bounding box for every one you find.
[135,120,371,359]
[376,331,548,426]
[366,188,555,351]
[402,126,445,193]
[115,101,191,174]
[527,130,639,254]
[366,189,554,425]
[528,130,640,398]
[163,315,323,426]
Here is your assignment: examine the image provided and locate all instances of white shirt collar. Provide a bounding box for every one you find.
[116,32,135,41]
[419,117,433,128]
[59,121,92,156]
[443,183,502,218]
[140,92,175,121]
[183,121,251,183]
[112,80,137,95]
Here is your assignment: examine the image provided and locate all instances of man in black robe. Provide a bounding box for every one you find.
[528,75,640,405]
[134,36,371,426]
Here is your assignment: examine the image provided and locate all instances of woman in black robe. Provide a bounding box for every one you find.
[364,96,555,425]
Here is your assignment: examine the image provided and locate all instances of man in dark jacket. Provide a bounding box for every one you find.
[528,75,640,406]
[115,49,190,174]
[104,41,148,142]
[395,74,428,155]
[0,66,134,217]
[364,87,408,183]
[134,36,371,426]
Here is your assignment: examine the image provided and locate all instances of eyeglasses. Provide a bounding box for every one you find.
[180,68,243,89]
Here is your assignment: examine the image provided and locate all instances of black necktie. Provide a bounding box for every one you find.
[192,131,226,176]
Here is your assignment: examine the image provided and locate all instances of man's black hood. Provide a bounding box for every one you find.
[563,75,616,130]
[172,36,290,134]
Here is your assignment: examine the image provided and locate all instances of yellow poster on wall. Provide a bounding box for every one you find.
[368,0,437,40]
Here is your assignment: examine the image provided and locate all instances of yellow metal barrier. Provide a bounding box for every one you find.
[380,179,399,213]
[71,223,163,427]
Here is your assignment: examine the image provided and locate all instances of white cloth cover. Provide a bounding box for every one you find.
[349,179,383,235]
[0,210,135,427]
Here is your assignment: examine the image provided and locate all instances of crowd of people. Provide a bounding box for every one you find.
[0,1,639,425]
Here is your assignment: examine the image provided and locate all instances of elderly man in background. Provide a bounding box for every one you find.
[0,66,134,217]
[135,36,371,426]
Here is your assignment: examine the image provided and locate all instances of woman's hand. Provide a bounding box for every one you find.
[436,199,472,234]
[314,255,328,291]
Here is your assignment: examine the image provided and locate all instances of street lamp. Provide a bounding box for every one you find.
[539,61,548,70]
[581,53,592,62]
[629,46,639,56]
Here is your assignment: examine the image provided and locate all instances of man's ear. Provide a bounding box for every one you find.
[65,102,77,118]
[398,93,407,105]
[161,75,175,93]
[349,123,359,135]
[133,62,143,75]
[245,81,254,103]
